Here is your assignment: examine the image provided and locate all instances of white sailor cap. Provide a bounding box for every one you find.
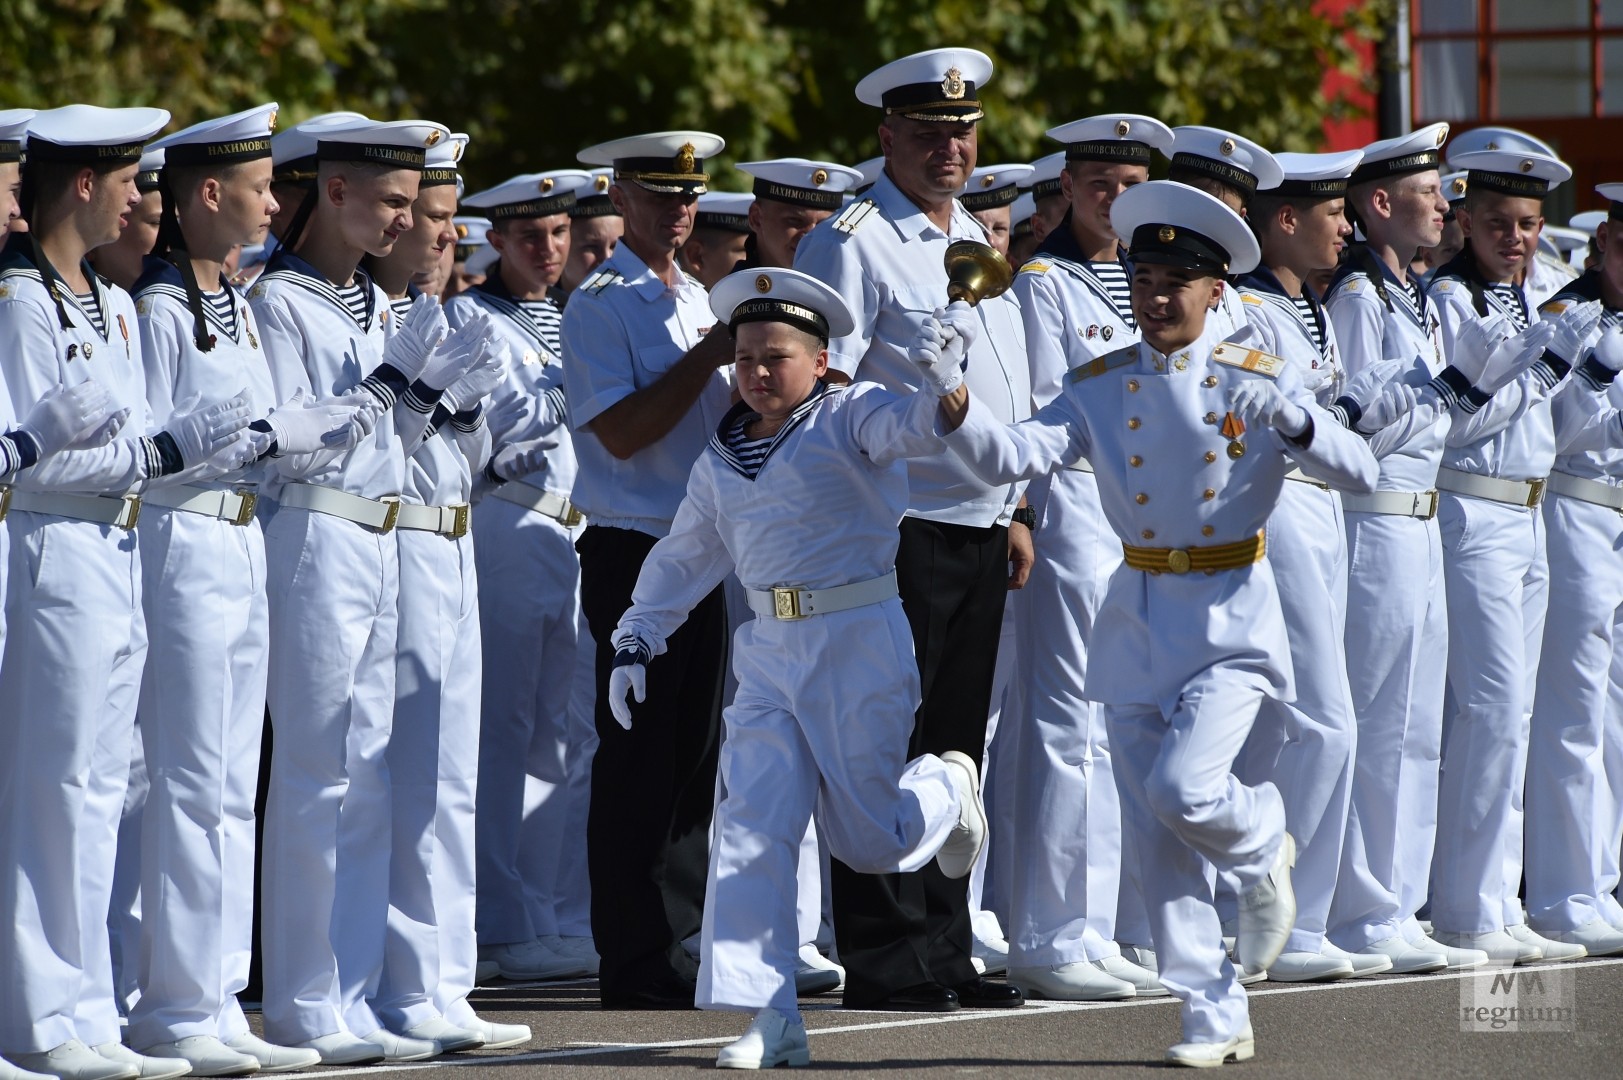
[0,109,36,165]
[570,168,620,218]
[855,48,992,123]
[1450,148,1569,199]
[1270,149,1363,199]
[315,118,449,172]
[1598,183,1623,220]
[26,104,170,167]
[153,103,278,173]
[694,192,754,233]
[463,170,591,220]
[1010,192,1036,240]
[420,132,468,189]
[1027,150,1068,201]
[1046,114,1173,166]
[737,158,863,210]
[1541,226,1588,258]
[960,164,1034,212]
[1351,122,1449,186]
[710,266,855,341]
[1168,126,1283,196]
[136,147,165,194]
[453,216,490,257]
[579,131,725,195]
[1110,179,1260,276]
[1441,170,1469,204]
[1570,209,1607,236]
[270,111,367,179]
[852,156,886,194]
[1444,125,1555,169]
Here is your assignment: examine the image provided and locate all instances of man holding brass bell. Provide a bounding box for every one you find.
[793,46,1032,1013]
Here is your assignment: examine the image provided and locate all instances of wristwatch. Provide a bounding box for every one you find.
[1011,506,1036,529]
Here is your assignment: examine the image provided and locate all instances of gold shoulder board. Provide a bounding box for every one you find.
[832,198,878,235]
[1212,342,1285,378]
[1019,259,1051,275]
[1540,300,1570,316]
[1068,346,1136,383]
[580,266,623,296]
[1239,293,1263,305]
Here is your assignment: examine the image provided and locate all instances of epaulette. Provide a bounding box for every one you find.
[1540,299,1571,316]
[1067,345,1136,383]
[1018,259,1051,275]
[579,265,623,297]
[1240,293,1264,305]
[1432,279,1456,293]
[832,198,878,236]
[1212,341,1285,378]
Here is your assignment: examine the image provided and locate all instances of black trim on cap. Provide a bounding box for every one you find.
[727,297,830,341]
[26,137,145,165]
[1169,152,1259,195]
[1065,141,1153,165]
[751,178,842,209]
[694,211,751,233]
[419,166,460,188]
[1011,218,1034,239]
[960,184,1020,211]
[1031,178,1064,200]
[1271,177,1350,199]
[316,141,427,170]
[136,170,162,193]
[1350,148,1440,185]
[880,80,982,122]
[569,194,621,219]
[272,155,318,185]
[485,190,578,219]
[1127,222,1231,274]
[454,244,483,261]
[1465,169,1550,199]
[163,137,273,167]
[0,139,21,165]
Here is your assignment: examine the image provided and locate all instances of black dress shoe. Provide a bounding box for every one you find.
[849,982,961,1012]
[952,976,1025,1008]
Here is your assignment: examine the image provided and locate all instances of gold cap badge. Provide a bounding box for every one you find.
[1451,177,1467,195]
[1519,159,1534,173]
[675,142,697,174]
[451,140,464,162]
[425,129,443,147]
[595,174,610,192]
[540,177,554,193]
[267,107,278,132]
[942,67,965,100]
[811,168,828,186]
[1158,225,1176,242]
[455,223,468,239]
[755,273,772,293]
[1219,138,1236,157]
[1116,120,1131,137]
[982,174,996,188]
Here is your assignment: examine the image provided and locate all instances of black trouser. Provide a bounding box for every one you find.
[577,524,726,1000]
[832,517,1010,1005]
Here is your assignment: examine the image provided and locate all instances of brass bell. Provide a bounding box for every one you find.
[944,239,1013,306]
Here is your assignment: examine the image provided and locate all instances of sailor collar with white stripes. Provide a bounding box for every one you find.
[253,247,380,332]
[709,380,836,480]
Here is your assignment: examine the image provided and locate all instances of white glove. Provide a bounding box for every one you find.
[443,339,510,414]
[20,381,118,457]
[908,315,964,397]
[1592,324,1623,372]
[936,300,980,369]
[264,388,374,455]
[1339,358,1407,412]
[488,433,557,481]
[1548,299,1604,365]
[381,294,449,381]
[418,312,493,391]
[1355,380,1422,434]
[607,642,649,730]
[484,393,534,441]
[81,407,131,447]
[188,429,267,482]
[166,393,254,468]
[1228,380,1309,438]
[1477,320,1556,395]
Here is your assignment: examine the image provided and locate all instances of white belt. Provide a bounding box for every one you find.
[1340,489,1439,519]
[1546,470,1623,511]
[278,483,401,532]
[489,481,583,526]
[142,484,258,526]
[745,570,898,621]
[1436,467,1546,508]
[394,501,470,539]
[8,490,142,529]
[1284,468,1330,491]
[1064,458,1094,474]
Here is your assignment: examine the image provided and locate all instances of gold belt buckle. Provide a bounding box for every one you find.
[117,493,142,530]
[1526,478,1546,508]
[561,502,584,527]
[449,503,470,539]
[0,485,10,523]
[377,495,401,534]
[1166,549,1192,574]
[771,585,807,620]
[1420,490,1439,520]
[231,490,258,527]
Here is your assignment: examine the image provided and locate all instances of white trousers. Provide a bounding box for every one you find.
[472,499,587,945]
[127,511,268,1048]
[697,601,960,1014]
[1002,469,1124,967]
[377,530,481,1030]
[108,723,147,1017]
[1107,670,1285,1043]
[0,515,146,1053]
[1432,495,1547,933]
[261,508,399,1042]
[1329,513,1447,950]
[1527,494,1623,931]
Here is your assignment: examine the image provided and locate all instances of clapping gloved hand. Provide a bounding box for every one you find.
[20,380,123,457]
[263,388,377,455]
[1590,322,1623,372]
[1451,313,1558,396]
[909,311,966,397]
[418,310,495,394]
[442,337,510,416]
[1547,299,1605,370]
[486,432,558,482]
[607,633,653,730]
[381,293,450,382]
[1227,379,1310,438]
[165,392,255,469]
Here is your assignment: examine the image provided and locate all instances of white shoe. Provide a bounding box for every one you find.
[289,1036,382,1067]
[90,1045,190,1080]
[1119,944,1158,972]
[794,945,844,995]
[1165,1024,1255,1068]
[1236,834,1296,974]
[1431,928,1539,966]
[219,1035,319,1074]
[1236,967,1268,987]
[1009,962,1135,1001]
[1093,955,1168,997]
[133,1040,256,1078]
[357,1032,437,1063]
[1355,936,1445,974]
[972,937,1009,977]
[455,1019,531,1052]
[1533,919,1623,957]
[481,939,591,981]
[11,1042,138,1080]
[553,936,601,975]
[1507,924,1587,963]
[0,1058,57,1080]
[1404,933,1490,972]
[399,1019,483,1054]
[1320,940,1391,977]
[715,1009,809,1070]
[935,752,987,880]
[1266,950,1354,983]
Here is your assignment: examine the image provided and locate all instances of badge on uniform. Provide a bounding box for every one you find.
[1221,411,1246,458]
[522,348,541,366]
[1084,324,1099,339]
[117,314,129,341]
[247,328,258,350]
[1102,326,1113,341]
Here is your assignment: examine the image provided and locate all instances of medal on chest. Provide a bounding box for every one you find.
[1221,411,1247,459]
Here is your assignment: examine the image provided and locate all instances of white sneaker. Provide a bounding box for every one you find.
[0,1057,56,1080]
[715,1009,809,1070]
[356,1031,437,1063]
[1404,933,1490,971]
[133,1040,256,1079]
[1320,940,1391,977]
[1236,834,1296,974]
[1009,962,1134,1001]
[1431,928,1539,966]
[1236,966,1268,987]
[481,939,591,981]
[794,945,844,995]
[219,1035,319,1074]
[1266,950,1354,983]
[91,1044,190,1080]
[289,1035,382,1067]
[456,1019,531,1051]
[399,1019,483,1054]
[1507,924,1587,963]
[11,1042,138,1080]
[553,936,601,976]
[1355,936,1445,974]
[972,937,1009,977]
[1093,955,1168,997]
[1534,919,1623,958]
[1119,944,1158,972]
[935,752,987,880]
[1165,1024,1255,1068]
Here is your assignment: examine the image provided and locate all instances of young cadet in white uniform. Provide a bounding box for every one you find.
[0,104,268,1080]
[1527,200,1623,955]
[455,170,601,985]
[247,117,471,1067]
[128,104,373,1079]
[559,169,622,295]
[793,46,1031,1015]
[959,163,1031,257]
[1000,112,1173,1004]
[1024,151,1067,248]
[1232,150,1394,983]
[560,130,735,1010]
[1425,149,1596,967]
[1444,127,1577,307]
[605,267,987,1070]
[930,181,1378,1068]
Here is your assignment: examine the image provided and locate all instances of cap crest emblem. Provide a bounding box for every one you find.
[675,142,697,174]
[1219,138,1236,157]
[1116,120,1131,137]
[595,174,609,192]
[425,129,443,147]
[1519,159,1534,173]
[755,273,772,294]
[811,168,828,186]
[267,108,279,133]
[1158,225,1176,242]
[942,67,965,100]
[540,177,554,193]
